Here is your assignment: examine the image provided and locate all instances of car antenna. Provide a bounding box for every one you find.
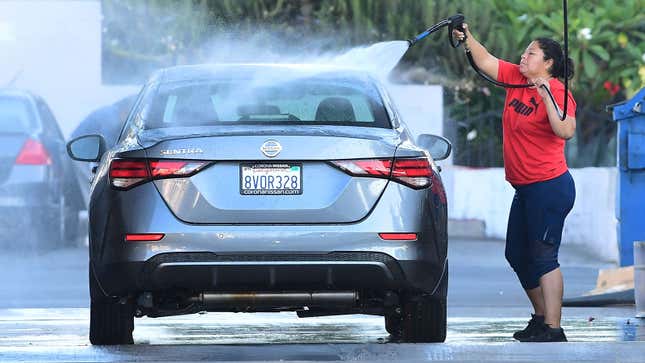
[6,69,23,87]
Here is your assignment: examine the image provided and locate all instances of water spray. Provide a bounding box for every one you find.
[408,1,570,121]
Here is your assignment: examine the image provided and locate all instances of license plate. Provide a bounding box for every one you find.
[240,163,302,195]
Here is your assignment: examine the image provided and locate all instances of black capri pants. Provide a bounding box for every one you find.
[505,170,576,290]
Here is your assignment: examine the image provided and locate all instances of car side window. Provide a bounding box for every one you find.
[119,83,155,142]
[35,98,64,141]
[0,96,37,132]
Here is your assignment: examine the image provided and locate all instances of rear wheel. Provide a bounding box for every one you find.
[400,297,447,343]
[89,267,134,345]
[384,313,402,336]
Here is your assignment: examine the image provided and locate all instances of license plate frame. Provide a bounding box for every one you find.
[239,163,303,195]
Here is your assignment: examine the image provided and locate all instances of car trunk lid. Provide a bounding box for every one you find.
[143,128,400,224]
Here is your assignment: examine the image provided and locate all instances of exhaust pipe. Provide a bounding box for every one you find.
[188,291,359,309]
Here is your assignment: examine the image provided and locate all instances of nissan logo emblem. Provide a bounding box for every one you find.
[260,140,282,158]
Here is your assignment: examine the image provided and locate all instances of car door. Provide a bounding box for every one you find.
[34,97,81,206]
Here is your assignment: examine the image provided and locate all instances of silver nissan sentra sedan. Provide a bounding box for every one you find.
[67,63,451,345]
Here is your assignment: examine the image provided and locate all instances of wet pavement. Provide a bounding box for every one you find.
[0,309,643,362]
[0,308,643,346]
[0,238,643,361]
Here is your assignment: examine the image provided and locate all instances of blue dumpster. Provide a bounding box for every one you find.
[612,87,645,266]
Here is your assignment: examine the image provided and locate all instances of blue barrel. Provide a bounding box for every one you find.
[612,87,645,266]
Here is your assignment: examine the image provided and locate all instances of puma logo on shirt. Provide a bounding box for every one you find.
[508,98,536,116]
[529,97,539,112]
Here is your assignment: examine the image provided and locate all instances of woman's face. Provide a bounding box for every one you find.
[519,41,553,79]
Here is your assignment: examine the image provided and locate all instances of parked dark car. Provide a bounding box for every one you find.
[67,64,451,345]
[0,89,84,249]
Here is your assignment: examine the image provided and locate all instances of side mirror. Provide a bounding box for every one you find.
[417,134,452,161]
[67,135,106,162]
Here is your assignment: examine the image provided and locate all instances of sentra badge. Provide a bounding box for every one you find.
[160,148,204,156]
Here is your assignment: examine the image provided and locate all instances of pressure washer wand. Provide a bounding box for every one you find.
[408,20,449,47]
[408,14,466,48]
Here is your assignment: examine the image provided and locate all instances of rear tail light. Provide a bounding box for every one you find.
[125,233,165,242]
[109,159,211,190]
[330,159,392,177]
[390,158,432,188]
[110,160,148,189]
[330,157,432,189]
[15,139,51,165]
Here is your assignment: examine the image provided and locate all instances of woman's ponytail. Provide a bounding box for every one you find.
[536,37,574,80]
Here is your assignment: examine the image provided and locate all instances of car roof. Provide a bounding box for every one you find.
[152,63,377,84]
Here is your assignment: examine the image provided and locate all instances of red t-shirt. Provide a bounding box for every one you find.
[497,60,576,186]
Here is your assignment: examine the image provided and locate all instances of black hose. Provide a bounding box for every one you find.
[562,289,635,307]
[464,50,565,119]
[464,51,531,89]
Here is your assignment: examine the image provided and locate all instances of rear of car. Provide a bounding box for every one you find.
[74,65,449,344]
[0,90,82,249]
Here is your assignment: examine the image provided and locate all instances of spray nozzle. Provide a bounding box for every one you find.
[447,14,466,48]
[448,14,465,30]
[407,14,466,48]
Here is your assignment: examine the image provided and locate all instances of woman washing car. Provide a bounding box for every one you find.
[453,24,576,342]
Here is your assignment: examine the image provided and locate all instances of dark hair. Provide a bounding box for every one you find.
[535,37,575,80]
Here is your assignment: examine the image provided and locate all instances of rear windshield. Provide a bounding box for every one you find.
[0,96,36,133]
[134,76,391,130]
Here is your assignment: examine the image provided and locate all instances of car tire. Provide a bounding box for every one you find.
[400,297,447,343]
[89,267,134,345]
[384,313,402,336]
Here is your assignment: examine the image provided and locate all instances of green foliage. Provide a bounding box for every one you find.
[102,0,645,166]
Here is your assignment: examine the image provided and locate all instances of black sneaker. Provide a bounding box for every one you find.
[513,314,545,341]
[523,325,568,342]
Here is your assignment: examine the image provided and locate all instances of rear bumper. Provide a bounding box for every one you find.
[94,251,447,299]
[145,252,404,291]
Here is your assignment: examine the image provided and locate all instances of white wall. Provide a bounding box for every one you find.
[387,84,444,142]
[563,168,618,262]
[446,166,619,262]
[0,0,137,138]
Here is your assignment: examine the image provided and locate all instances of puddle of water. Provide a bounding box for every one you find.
[134,313,388,345]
